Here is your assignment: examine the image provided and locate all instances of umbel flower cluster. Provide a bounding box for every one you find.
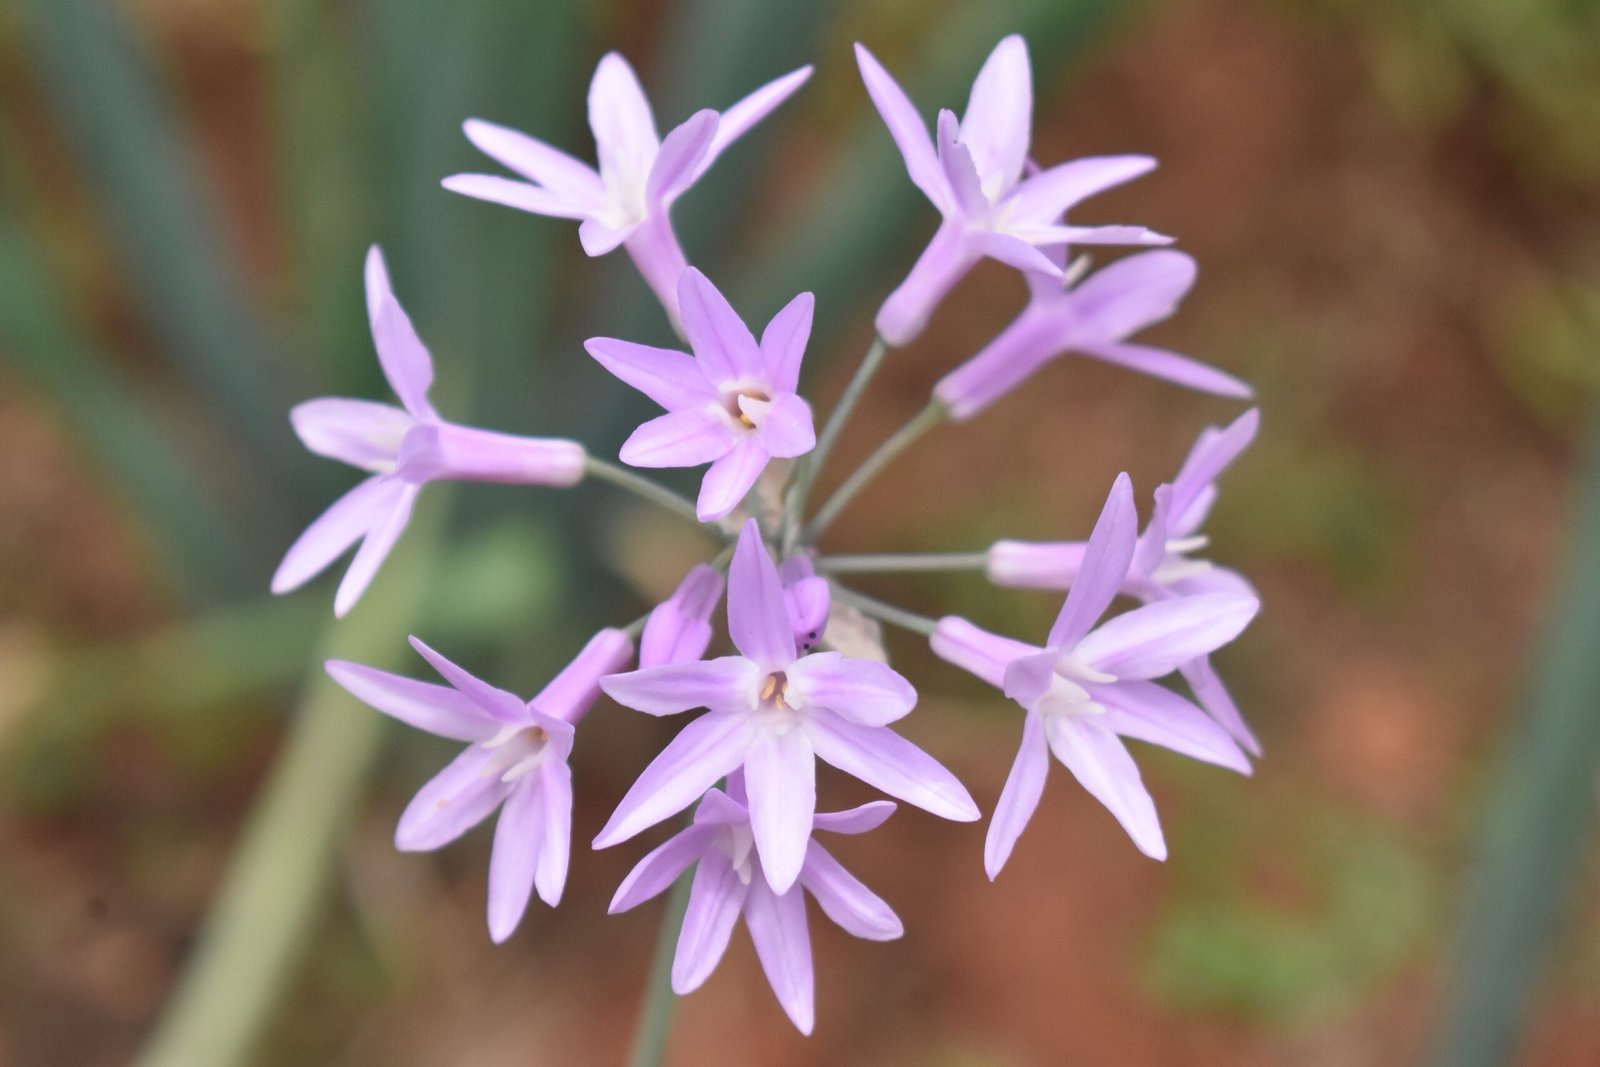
[274,36,1262,1034]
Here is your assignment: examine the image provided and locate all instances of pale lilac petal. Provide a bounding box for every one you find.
[929,616,1039,689]
[985,710,1049,879]
[1170,408,1260,532]
[1077,594,1259,680]
[800,842,902,940]
[600,657,759,717]
[811,800,896,836]
[746,727,816,893]
[1001,649,1061,708]
[875,218,976,345]
[1022,223,1172,246]
[534,759,573,906]
[371,295,436,419]
[333,483,419,618]
[487,778,542,942]
[672,851,746,994]
[703,66,813,172]
[1171,564,1258,601]
[728,520,798,669]
[1094,680,1250,772]
[593,712,756,847]
[407,635,526,721]
[395,422,586,487]
[972,230,1068,275]
[620,409,737,468]
[290,398,410,471]
[622,211,691,326]
[579,218,632,256]
[959,35,1031,194]
[1130,487,1174,582]
[460,117,605,205]
[693,785,748,826]
[1066,250,1197,346]
[1003,155,1156,227]
[584,336,718,411]
[271,475,393,595]
[640,565,726,669]
[932,304,1058,420]
[785,651,916,726]
[646,109,717,205]
[610,825,715,913]
[984,541,1086,590]
[1048,472,1138,648]
[324,660,499,741]
[1078,342,1252,398]
[588,53,659,187]
[805,709,979,821]
[440,174,594,220]
[363,245,392,339]
[395,744,513,851]
[530,628,635,727]
[759,292,814,394]
[1180,658,1261,757]
[1044,715,1166,860]
[678,268,762,383]
[743,875,815,1034]
[780,560,831,652]
[747,393,815,459]
[936,110,987,217]
[854,44,951,213]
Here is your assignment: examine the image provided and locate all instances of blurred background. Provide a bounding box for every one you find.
[3,0,1600,1063]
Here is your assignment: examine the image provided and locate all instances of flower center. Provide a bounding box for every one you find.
[479,723,551,782]
[1153,534,1213,587]
[724,387,772,429]
[1036,652,1116,719]
[755,671,800,733]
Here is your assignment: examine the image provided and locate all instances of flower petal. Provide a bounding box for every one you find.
[290,398,410,472]
[930,616,1040,689]
[811,800,896,836]
[743,875,815,1035]
[678,268,762,383]
[936,110,987,217]
[672,850,746,994]
[1078,342,1252,398]
[271,475,392,596]
[746,726,816,894]
[875,218,977,345]
[531,628,635,725]
[1001,649,1061,708]
[646,109,718,205]
[460,117,604,206]
[801,841,903,941]
[985,710,1049,879]
[1003,155,1156,227]
[1094,680,1251,772]
[1048,472,1138,648]
[728,520,797,669]
[487,778,542,943]
[601,657,759,717]
[620,408,737,468]
[703,66,813,173]
[749,392,815,459]
[364,245,393,340]
[610,825,715,914]
[593,712,756,848]
[959,35,1031,194]
[971,230,1067,275]
[534,759,573,907]
[1170,408,1260,534]
[584,336,719,411]
[440,174,595,220]
[785,651,916,726]
[394,744,513,851]
[854,43,951,214]
[588,52,659,188]
[324,660,499,741]
[1067,249,1199,343]
[579,217,632,256]
[760,291,814,394]
[1077,593,1259,680]
[1044,715,1166,860]
[407,635,526,721]
[1180,657,1262,757]
[984,541,1087,591]
[334,482,419,618]
[371,295,436,420]
[640,565,726,669]
[805,708,979,822]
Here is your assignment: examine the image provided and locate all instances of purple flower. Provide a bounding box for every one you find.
[272,246,586,616]
[780,555,831,654]
[444,54,811,325]
[609,774,902,1034]
[640,564,726,669]
[987,409,1262,752]
[931,474,1256,876]
[933,251,1252,420]
[597,520,978,894]
[585,269,817,521]
[856,36,1170,345]
[327,629,633,941]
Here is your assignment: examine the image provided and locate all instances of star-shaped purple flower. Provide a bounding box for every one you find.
[857,35,1170,345]
[932,473,1256,876]
[445,53,810,325]
[327,629,632,942]
[597,520,978,893]
[987,409,1262,752]
[609,774,902,1034]
[273,246,587,616]
[585,269,817,521]
[933,251,1252,420]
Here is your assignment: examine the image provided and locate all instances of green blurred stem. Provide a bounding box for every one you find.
[817,551,988,574]
[586,456,707,529]
[626,869,695,1067]
[828,584,939,638]
[804,400,948,543]
[784,336,891,551]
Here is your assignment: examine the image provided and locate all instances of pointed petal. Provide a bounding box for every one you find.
[601,657,759,716]
[672,851,746,994]
[854,43,951,213]
[746,727,816,894]
[811,800,896,836]
[785,651,916,726]
[1077,593,1259,680]
[487,779,542,942]
[1003,155,1156,227]
[333,483,419,618]
[704,66,813,171]
[646,109,718,205]
[693,785,748,826]
[620,408,737,468]
[930,616,1039,688]
[461,117,604,205]
[1131,486,1174,581]
[728,520,797,668]
[985,710,1050,879]
[324,660,499,741]
[984,541,1088,591]
[589,53,659,187]
[801,842,902,941]
[579,217,632,256]
[697,437,773,521]
[678,268,762,383]
[271,475,391,595]
[407,635,526,721]
[640,565,726,669]
[936,110,987,217]
[610,825,714,913]
[875,218,976,345]
[1095,680,1251,772]
[395,744,512,851]
[1001,649,1061,708]
[1048,472,1138,648]
[440,174,595,220]
[371,295,436,419]
[290,398,410,471]
[805,709,979,821]
[748,393,815,459]
[760,292,814,393]
[584,336,719,410]
[593,712,756,847]
[1170,408,1260,533]
[1068,252,1199,345]
[1079,342,1252,398]
[744,876,815,1034]
[972,230,1067,275]
[534,759,573,906]
[1180,657,1262,757]
[960,35,1031,193]
[364,245,393,340]
[1045,716,1166,860]
[1020,223,1173,247]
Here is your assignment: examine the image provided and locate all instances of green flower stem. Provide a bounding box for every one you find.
[783,335,891,551]
[804,400,948,543]
[828,583,939,638]
[816,551,989,574]
[626,867,695,1067]
[585,456,708,529]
